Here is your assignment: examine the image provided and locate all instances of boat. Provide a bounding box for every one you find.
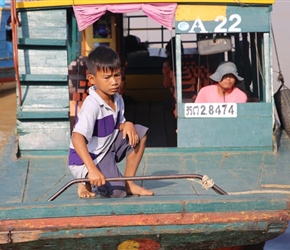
[0,0,15,85]
[1,0,289,249]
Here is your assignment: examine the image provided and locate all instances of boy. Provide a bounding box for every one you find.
[68,46,154,198]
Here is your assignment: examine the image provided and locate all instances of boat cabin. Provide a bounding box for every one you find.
[12,0,275,155]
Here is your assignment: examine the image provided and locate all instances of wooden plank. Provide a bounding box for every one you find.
[18,9,67,39]
[263,139,290,186]
[19,85,69,112]
[17,121,70,151]
[18,38,67,46]
[177,103,273,149]
[141,153,196,194]
[185,152,265,194]
[1,211,288,231]
[23,157,71,202]
[0,193,288,220]
[0,135,29,204]
[18,49,68,75]
[178,116,273,148]
[19,74,68,82]
[17,110,69,119]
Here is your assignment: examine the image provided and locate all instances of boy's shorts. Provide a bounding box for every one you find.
[68,124,148,198]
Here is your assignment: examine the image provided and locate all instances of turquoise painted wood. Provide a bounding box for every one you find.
[18,10,67,39]
[177,103,273,149]
[16,9,70,155]
[19,74,68,81]
[175,5,272,34]
[174,4,274,151]
[18,38,67,46]
[18,49,68,75]
[18,85,69,117]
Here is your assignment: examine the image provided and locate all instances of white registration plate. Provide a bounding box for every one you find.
[184,103,237,118]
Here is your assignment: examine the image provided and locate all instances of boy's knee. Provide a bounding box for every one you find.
[110,189,127,198]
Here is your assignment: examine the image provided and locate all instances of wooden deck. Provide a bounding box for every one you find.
[1,129,290,248]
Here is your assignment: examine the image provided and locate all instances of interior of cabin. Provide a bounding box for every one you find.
[68,11,267,149]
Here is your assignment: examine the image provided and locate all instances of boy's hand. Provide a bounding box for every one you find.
[122,122,139,147]
[88,168,106,186]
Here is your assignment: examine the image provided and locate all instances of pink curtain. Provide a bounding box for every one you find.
[73,3,177,31]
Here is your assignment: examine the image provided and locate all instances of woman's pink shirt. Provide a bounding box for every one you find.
[195,84,247,103]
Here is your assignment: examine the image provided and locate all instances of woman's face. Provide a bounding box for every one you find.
[219,74,236,90]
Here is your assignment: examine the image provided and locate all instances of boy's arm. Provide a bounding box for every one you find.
[119,121,139,147]
[71,132,106,186]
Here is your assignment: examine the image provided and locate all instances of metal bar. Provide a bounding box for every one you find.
[48,174,228,201]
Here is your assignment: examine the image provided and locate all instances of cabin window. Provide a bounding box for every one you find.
[174,32,266,104]
[124,13,266,105]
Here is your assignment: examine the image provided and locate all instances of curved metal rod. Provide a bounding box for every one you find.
[48,174,227,201]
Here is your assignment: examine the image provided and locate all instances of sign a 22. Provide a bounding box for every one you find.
[188,14,242,33]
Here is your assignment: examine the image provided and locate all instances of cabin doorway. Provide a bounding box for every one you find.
[79,11,179,148]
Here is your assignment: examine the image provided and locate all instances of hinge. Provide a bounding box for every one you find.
[7,231,12,244]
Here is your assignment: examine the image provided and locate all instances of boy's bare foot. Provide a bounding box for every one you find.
[78,183,96,198]
[126,181,154,196]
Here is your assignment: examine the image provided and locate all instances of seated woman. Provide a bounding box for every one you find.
[195,61,247,103]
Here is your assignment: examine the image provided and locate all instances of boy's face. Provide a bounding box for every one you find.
[88,68,122,97]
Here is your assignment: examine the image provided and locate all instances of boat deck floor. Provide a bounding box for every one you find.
[1,130,290,204]
[0,89,289,202]
[1,91,290,203]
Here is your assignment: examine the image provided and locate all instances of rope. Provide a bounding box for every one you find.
[271,25,284,84]
[201,175,215,190]
[228,190,290,195]
[187,175,215,190]
[261,184,290,189]
[188,177,290,194]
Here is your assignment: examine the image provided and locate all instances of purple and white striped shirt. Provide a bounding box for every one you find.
[68,86,125,166]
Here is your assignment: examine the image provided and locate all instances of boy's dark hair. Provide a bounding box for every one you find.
[86,46,121,74]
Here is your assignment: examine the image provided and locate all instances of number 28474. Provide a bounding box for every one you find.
[185,103,237,118]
